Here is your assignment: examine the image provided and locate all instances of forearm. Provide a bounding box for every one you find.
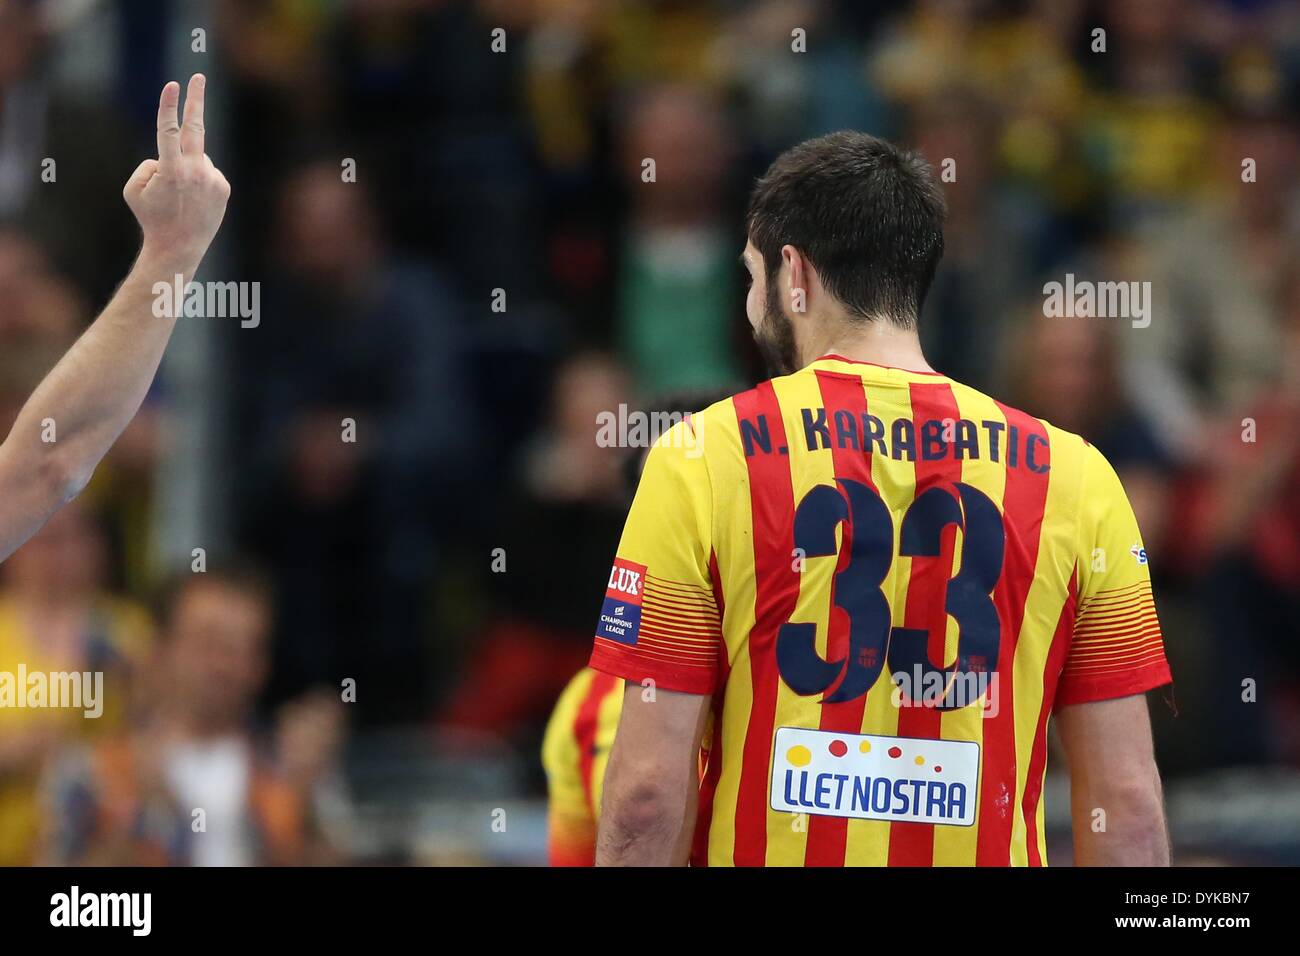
[1,250,187,520]
[1071,774,1170,866]
[596,780,697,866]
[0,75,226,563]
[594,685,710,866]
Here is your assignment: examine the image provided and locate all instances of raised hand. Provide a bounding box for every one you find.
[123,74,231,276]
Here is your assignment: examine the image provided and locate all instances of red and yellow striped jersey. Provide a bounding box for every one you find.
[589,355,1171,866]
[541,668,624,866]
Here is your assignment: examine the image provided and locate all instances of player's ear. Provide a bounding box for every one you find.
[781,244,798,283]
[782,244,811,315]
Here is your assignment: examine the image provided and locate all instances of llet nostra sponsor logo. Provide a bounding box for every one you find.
[771,726,979,826]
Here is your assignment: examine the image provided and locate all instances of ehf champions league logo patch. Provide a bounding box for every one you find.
[597,558,647,646]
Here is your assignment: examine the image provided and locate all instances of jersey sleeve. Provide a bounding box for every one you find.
[588,420,723,696]
[1056,443,1173,707]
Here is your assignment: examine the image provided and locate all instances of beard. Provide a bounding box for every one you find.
[752,280,799,378]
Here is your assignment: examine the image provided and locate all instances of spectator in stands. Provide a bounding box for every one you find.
[44,564,344,866]
[911,91,1034,390]
[1118,104,1296,461]
[1005,298,1175,549]
[0,0,138,304]
[1182,264,1300,767]
[438,352,634,739]
[0,501,152,864]
[614,85,745,394]
[234,161,476,724]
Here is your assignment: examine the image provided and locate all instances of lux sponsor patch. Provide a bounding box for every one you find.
[770,727,980,826]
[596,558,647,645]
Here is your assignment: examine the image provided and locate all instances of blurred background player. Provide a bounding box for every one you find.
[542,669,623,867]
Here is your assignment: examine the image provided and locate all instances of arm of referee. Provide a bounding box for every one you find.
[0,75,229,562]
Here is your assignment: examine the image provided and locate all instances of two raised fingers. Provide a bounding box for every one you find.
[156,74,206,168]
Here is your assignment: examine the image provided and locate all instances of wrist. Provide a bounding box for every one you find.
[134,242,201,284]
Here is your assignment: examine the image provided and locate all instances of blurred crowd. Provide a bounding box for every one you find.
[0,0,1298,864]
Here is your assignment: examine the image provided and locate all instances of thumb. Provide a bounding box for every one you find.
[122,159,160,201]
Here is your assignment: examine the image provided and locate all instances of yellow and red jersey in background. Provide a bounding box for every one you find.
[589,355,1171,866]
[542,668,623,867]
[543,669,712,866]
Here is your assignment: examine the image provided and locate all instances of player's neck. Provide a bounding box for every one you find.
[803,316,936,374]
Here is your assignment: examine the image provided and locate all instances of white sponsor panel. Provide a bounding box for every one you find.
[770,726,979,826]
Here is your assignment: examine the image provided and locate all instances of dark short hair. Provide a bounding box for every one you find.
[747,131,947,328]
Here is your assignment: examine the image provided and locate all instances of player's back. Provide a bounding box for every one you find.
[590,354,1171,866]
